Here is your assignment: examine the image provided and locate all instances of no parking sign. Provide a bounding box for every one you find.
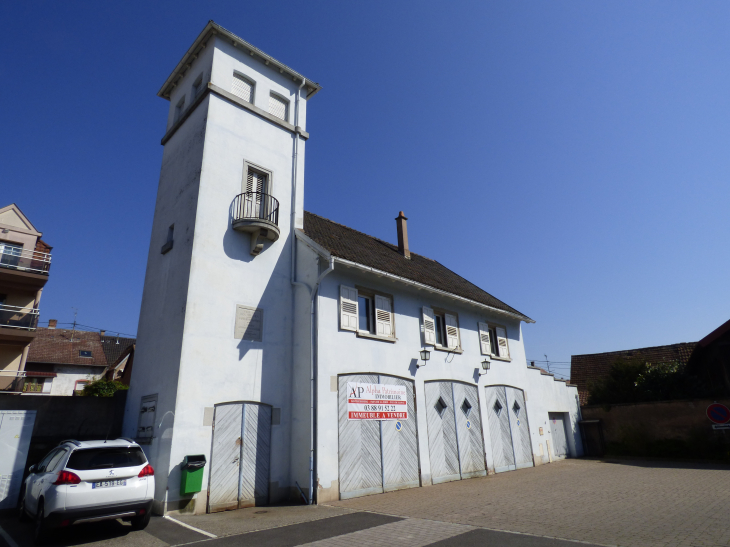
[706,403,730,424]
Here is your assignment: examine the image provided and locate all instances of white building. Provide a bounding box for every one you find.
[124,21,583,516]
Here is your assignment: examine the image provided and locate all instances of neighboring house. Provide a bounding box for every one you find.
[104,343,135,385]
[25,327,108,395]
[124,22,583,516]
[687,318,730,397]
[100,333,136,370]
[571,342,697,405]
[0,204,52,393]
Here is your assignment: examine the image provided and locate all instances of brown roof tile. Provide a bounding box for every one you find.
[100,335,136,367]
[571,342,698,404]
[27,328,108,367]
[303,211,530,320]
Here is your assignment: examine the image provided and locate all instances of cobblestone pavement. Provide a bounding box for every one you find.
[325,459,730,547]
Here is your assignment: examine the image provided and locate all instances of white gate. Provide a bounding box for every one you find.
[485,386,534,473]
[425,381,486,484]
[338,374,419,499]
[548,412,569,458]
[0,410,36,510]
[208,402,271,512]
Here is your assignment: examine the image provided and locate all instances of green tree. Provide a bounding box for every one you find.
[79,379,129,397]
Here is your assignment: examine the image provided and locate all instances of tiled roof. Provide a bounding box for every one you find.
[302,211,531,321]
[571,342,698,404]
[27,328,108,367]
[100,335,136,367]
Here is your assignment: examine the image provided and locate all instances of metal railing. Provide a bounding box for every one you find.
[232,192,279,226]
[0,305,39,330]
[0,371,27,393]
[0,248,52,275]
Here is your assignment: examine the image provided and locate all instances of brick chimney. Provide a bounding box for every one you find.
[100,330,106,337]
[48,319,57,329]
[395,211,410,259]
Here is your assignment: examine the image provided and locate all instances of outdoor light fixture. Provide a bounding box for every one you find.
[479,358,491,376]
[419,348,431,367]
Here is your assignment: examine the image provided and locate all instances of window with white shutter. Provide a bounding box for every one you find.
[422,307,436,345]
[374,295,393,337]
[444,314,460,349]
[340,285,358,332]
[495,326,510,359]
[232,73,254,103]
[477,322,491,355]
[268,93,288,121]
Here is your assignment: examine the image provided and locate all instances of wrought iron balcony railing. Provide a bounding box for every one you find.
[0,248,52,275]
[232,192,280,227]
[0,305,39,330]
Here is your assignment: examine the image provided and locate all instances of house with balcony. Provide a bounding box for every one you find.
[0,204,52,393]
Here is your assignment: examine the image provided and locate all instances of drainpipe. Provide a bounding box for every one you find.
[308,256,334,504]
[290,77,308,291]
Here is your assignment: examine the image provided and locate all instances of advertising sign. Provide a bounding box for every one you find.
[347,382,408,420]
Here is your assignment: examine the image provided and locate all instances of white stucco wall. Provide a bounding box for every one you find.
[49,365,105,396]
[307,260,582,500]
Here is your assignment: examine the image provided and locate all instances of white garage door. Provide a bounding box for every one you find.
[549,412,569,458]
[484,386,534,473]
[338,374,419,499]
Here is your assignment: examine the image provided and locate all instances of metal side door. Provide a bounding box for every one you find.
[208,404,244,512]
[239,404,271,507]
[452,383,486,479]
[380,376,420,492]
[424,381,460,484]
[338,374,383,499]
[548,412,569,458]
[505,387,534,469]
[484,386,516,473]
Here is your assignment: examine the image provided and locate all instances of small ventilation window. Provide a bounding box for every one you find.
[79,350,92,358]
[512,401,521,417]
[232,73,254,103]
[268,93,288,121]
[461,399,472,418]
[435,397,448,417]
[493,400,503,416]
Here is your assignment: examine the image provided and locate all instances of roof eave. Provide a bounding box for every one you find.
[331,256,535,324]
[158,21,323,101]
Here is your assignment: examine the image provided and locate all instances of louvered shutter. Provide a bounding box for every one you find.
[268,94,288,121]
[374,295,393,337]
[340,286,358,331]
[495,327,510,359]
[477,322,491,355]
[445,314,459,349]
[422,307,436,345]
[232,74,253,102]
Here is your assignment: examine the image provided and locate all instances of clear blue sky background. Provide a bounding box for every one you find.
[2,1,728,377]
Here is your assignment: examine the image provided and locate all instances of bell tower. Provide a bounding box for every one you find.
[124,21,321,514]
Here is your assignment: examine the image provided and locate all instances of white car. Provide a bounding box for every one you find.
[18,438,154,543]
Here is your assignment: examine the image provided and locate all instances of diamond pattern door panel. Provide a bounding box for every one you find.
[452,383,486,478]
[505,387,533,469]
[380,375,420,492]
[424,381,460,484]
[484,386,516,473]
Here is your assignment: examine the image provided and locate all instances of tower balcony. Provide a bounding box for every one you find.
[231,192,280,256]
[0,305,39,344]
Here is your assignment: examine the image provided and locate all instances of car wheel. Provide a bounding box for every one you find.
[18,486,29,522]
[130,511,151,531]
[33,500,48,545]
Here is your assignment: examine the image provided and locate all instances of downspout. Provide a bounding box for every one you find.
[290,77,308,291]
[308,256,334,504]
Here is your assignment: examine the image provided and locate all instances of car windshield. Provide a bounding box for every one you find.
[66,447,147,470]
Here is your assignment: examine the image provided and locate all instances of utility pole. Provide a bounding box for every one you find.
[71,308,78,342]
[544,354,551,374]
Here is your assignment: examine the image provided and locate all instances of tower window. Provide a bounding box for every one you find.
[161,224,174,254]
[192,74,204,99]
[174,96,185,123]
[232,73,254,103]
[268,93,288,121]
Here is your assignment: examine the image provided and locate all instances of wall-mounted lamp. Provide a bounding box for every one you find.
[418,348,431,367]
[479,358,491,376]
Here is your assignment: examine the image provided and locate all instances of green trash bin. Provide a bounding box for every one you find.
[180,454,207,496]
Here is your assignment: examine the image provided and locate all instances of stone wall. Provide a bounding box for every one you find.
[581,398,730,460]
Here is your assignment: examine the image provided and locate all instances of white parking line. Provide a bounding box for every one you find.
[0,523,19,547]
[163,515,218,539]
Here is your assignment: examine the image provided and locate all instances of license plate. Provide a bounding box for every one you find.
[92,479,126,489]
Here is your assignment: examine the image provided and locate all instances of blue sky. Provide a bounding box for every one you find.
[2,1,728,377]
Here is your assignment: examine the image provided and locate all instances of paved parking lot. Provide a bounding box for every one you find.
[1,459,728,547]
